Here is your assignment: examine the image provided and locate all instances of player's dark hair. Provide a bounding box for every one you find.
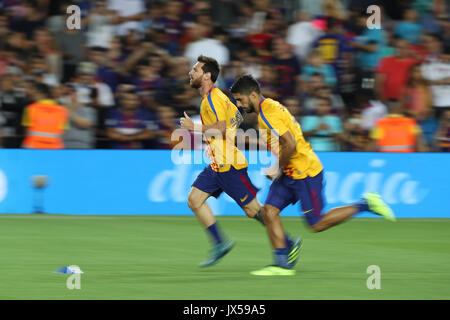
[230,74,261,95]
[197,55,220,83]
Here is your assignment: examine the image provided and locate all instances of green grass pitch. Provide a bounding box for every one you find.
[0,214,449,299]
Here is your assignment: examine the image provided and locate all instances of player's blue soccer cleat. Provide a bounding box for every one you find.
[364,192,396,222]
[199,239,235,267]
[250,265,296,276]
[287,236,303,267]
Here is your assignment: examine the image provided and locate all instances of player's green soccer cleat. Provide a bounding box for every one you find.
[199,239,235,267]
[287,236,303,267]
[250,265,296,276]
[364,192,396,222]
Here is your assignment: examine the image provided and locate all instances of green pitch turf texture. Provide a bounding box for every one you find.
[0,214,449,300]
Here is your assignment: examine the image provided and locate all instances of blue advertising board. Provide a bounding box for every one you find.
[0,149,449,218]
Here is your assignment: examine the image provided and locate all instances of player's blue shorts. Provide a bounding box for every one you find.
[265,171,325,226]
[192,165,259,207]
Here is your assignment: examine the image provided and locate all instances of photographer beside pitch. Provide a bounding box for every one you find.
[230,75,396,276]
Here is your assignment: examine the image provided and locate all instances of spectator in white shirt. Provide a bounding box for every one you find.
[86,0,118,49]
[184,22,230,68]
[107,0,145,37]
[286,10,323,64]
[421,33,450,116]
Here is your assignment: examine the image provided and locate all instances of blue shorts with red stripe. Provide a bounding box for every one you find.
[265,171,325,226]
[192,165,259,207]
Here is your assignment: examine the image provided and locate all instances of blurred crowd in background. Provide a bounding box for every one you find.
[1,0,450,152]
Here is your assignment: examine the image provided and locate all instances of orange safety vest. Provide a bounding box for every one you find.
[22,100,68,149]
[375,116,417,152]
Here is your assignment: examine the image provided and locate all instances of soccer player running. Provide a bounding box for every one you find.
[230,75,396,276]
[180,56,301,267]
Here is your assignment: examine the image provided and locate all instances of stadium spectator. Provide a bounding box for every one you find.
[107,0,146,37]
[435,108,450,151]
[283,96,302,121]
[416,107,439,150]
[27,54,59,87]
[0,13,9,50]
[244,11,277,60]
[368,100,428,152]
[62,86,97,149]
[257,62,280,100]
[0,112,4,146]
[154,106,184,149]
[435,0,450,46]
[105,86,154,149]
[374,38,418,103]
[302,73,325,111]
[394,8,423,45]
[421,33,450,117]
[342,109,370,151]
[237,47,262,81]
[73,62,113,109]
[403,63,433,119]
[29,28,62,81]
[9,1,46,40]
[21,83,69,149]
[240,0,270,33]
[270,36,302,96]
[223,59,246,90]
[380,29,397,58]
[412,0,442,34]
[5,30,30,64]
[46,1,69,35]
[153,0,184,53]
[211,0,240,29]
[304,83,345,115]
[286,10,324,64]
[337,49,359,110]
[0,1,448,152]
[350,11,387,91]
[184,20,230,68]
[55,22,87,83]
[322,0,348,21]
[300,0,328,18]
[301,96,343,151]
[301,49,338,90]
[313,17,350,87]
[164,56,198,117]
[359,93,388,131]
[0,74,26,148]
[85,0,118,49]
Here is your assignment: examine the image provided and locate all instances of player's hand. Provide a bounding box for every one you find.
[180,112,195,131]
[264,166,282,181]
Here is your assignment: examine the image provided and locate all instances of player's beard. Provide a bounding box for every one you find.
[190,77,201,89]
[246,100,256,113]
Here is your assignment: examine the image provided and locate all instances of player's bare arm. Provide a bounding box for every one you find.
[265,130,296,180]
[180,112,226,138]
[278,131,297,168]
